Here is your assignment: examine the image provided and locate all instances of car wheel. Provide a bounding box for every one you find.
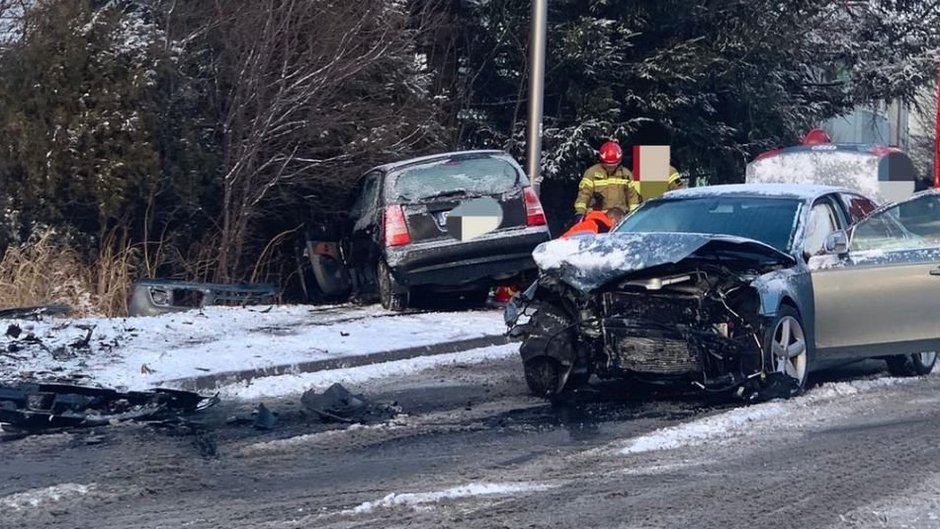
[310,254,349,298]
[763,305,811,393]
[377,260,409,311]
[524,357,563,397]
[885,352,937,377]
[520,304,584,397]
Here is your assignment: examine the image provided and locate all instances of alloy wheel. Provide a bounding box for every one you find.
[771,315,808,387]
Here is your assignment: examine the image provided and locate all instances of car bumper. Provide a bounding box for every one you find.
[385,226,551,287]
[128,279,278,317]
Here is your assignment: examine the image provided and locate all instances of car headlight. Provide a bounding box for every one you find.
[149,287,171,306]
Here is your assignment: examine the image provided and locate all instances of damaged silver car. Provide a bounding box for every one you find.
[507,184,940,400]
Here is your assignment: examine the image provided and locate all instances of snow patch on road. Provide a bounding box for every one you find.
[347,482,558,514]
[0,483,96,510]
[239,420,406,455]
[621,402,789,454]
[219,344,517,399]
[620,376,921,455]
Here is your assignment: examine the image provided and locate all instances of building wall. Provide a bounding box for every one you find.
[823,100,909,149]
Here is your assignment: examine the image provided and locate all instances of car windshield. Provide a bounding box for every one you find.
[614,196,802,252]
[392,155,520,202]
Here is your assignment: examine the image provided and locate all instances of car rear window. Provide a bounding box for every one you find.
[615,197,802,252]
[392,155,520,202]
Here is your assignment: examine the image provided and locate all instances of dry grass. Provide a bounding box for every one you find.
[0,227,292,317]
[0,228,141,317]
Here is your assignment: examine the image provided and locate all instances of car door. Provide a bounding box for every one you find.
[344,171,383,269]
[305,171,382,296]
[810,191,940,359]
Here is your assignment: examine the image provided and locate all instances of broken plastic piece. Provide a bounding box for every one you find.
[0,383,219,433]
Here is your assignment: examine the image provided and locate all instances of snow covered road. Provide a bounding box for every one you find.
[5,345,940,529]
[4,304,940,528]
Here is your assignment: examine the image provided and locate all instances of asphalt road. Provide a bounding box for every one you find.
[4,356,940,529]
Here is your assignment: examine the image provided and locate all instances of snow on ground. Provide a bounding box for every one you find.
[617,375,920,456]
[0,304,506,392]
[0,483,96,511]
[345,481,559,514]
[219,343,517,399]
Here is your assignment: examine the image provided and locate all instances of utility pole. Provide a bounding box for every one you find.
[935,62,940,188]
[526,0,548,196]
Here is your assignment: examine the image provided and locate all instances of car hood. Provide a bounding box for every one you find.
[532,232,796,293]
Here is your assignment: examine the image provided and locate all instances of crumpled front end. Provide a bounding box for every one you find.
[510,233,795,398]
[594,265,765,391]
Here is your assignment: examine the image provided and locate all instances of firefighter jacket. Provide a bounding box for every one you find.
[573,164,641,214]
[666,166,683,191]
[561,210,612,238]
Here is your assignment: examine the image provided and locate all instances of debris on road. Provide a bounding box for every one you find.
[301,383,399,423]
[0,304,72,320]
[252,403,279,430]
[0,383,219,433]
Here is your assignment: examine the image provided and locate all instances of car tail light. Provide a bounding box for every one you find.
[384,205,411,247]
[523,187,546,227]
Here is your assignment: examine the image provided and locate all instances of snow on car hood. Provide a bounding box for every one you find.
[533,232,796,293]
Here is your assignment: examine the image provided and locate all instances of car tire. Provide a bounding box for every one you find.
[377,260,409,312]
[762,305,811,394]
[885,352,937,377]
[524,357,563,397]
[310,254,349,298]
[520,304,583,397]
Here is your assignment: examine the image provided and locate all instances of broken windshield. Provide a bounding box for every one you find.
[615,196,802,252]
[392,155,520,202]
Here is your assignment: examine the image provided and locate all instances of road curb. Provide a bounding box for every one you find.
[161,334,514,392]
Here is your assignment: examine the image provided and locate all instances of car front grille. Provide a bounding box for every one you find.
[609,335,700,375]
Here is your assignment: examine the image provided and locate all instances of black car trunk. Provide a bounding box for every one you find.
[389,152,530,244]
[402,190,528,243]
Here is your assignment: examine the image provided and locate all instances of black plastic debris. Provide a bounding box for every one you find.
[252,403,279,430]
[301,383,397,423]
[0,304,72,320]
[744,372,801,403]
[0,383,220,433]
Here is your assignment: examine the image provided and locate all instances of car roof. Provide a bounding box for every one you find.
[662,183,859,201]
[372,150,510,174]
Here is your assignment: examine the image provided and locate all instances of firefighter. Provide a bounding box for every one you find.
[666,166,686,191]
[573,140,641,222]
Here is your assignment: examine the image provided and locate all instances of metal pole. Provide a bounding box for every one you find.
[934,61,940,188]
[526,0,548,196]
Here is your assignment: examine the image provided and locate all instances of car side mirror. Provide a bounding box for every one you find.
[823,230,849,255]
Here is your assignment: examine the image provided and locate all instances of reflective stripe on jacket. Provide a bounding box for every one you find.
[574,163,641,214]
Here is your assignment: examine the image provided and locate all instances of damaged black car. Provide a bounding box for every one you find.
[507,184,940,400]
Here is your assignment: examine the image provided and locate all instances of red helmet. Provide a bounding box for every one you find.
[598,140,623,165]
[802,128,832,145]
